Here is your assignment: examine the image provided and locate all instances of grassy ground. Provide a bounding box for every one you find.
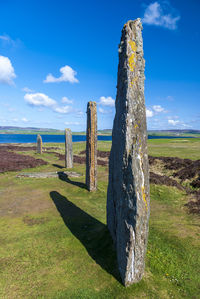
[148,138,200,160]
[0,139,200,298]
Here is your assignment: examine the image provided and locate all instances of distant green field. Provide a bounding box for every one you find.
[149,132,200,138]
[0,138,199,298]
[148,137,200,160]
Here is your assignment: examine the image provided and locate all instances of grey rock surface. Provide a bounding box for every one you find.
[65,128,73,168]
[86,101,97,191]
[16,171,82,178]
[107,19,150,286]
[37,134,42,154]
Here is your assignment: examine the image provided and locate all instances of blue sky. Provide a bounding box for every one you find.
[0,0,199,131]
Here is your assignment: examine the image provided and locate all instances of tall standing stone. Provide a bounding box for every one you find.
[86,101,97,191]
[65,128,73,168]
[37,134,42,154]
[107,19,150,286]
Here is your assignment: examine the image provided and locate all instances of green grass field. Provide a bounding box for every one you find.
[0,139,200,298]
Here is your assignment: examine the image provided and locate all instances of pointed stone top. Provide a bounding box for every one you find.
[88,101,96,106]
[65,128,71,133]
[119,18,144,57]
[124,18,142,29]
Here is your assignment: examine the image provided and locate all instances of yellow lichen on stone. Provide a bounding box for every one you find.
[129,40,137,52]
[128,53,136,72]
[138,144,148,211]
[142,186,147,210]
[130,76,138,87]
[128,41,137,72]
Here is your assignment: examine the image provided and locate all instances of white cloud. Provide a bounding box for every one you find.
[181,123,192,128]
[21,117,28,122]
[44,65,79,83]
[65,121,80,125]
[22,87,34,92]
[61,96,73,104]
[24,93,57,107]
[146,109,154,118]
[99,96,115,107]
[168,119,192,128]
[24,91,81,116]
[152,105,165,113]
[0,55,16,85]
[53,105,72,114]
[168,119,180,126]
[142,2,180,30]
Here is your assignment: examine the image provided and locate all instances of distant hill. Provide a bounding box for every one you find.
[0,126,113,135]
[98,129,200,136]
[98,129,112,135]
[148,129,200,136]
[0,126,63,135]
[0,126,200,136]
[0,126,63,131]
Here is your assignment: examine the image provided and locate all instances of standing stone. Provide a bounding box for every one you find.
[107,19,150,286]
[86,101,97,191]
[65,128,73,168]
[37,134,42,154]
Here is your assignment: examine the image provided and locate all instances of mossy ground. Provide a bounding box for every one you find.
[0,139,200,298]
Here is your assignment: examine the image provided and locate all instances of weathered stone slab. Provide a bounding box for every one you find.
[86,101,97,191]
[37,134,42,154]
[16,171,82,178]
[107,19,150,286]
[65,128,73,168]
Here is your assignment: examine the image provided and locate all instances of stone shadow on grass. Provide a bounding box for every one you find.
[52,163,65,169]
[50,191,121,283]
[57,171,87,190]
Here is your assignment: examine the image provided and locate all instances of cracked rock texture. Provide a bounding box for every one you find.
[65,128,73,168]
[37,134,42,154]
[107,19,150,286]
[86,101,97,191]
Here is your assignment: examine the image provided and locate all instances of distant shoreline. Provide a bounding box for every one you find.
[0,134,199,144]
[0,132,200,138]
[0,127,200,138]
